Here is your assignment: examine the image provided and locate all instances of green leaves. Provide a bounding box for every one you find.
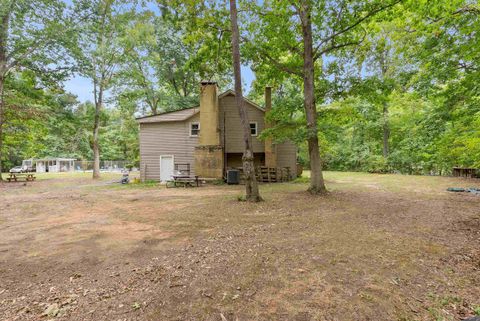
[1,0,72,80]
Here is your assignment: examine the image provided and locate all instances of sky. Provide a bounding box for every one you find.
[63,66,256,104]
[62,0,256,103]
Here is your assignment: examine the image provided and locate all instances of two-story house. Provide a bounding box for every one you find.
[136,81,297,182]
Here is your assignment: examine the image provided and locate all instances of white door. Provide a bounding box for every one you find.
[160,155,174,182]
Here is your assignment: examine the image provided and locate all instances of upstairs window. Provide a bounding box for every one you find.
[190,122,200,137]
[250,122,258,136]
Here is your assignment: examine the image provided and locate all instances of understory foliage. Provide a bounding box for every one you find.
[266,79,479,175]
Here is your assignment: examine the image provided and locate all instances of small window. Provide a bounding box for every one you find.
[250,122,258,136]
[190,122,200,136]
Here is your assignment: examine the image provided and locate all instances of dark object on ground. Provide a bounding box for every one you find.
[463,317,480,321]
[121,171,129,184]
[227,169,240,185]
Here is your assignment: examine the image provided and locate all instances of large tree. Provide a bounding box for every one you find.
[354,22,406,160]
[118,9,200,116]
[73,0,131,179]
[246,0,401,194]
[118,12,163,115]
[156,0,234,87]
[0,0,71,179]
[289,0,479,175]
[229,0,262,202]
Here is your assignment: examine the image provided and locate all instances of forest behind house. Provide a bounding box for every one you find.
[0,0,478,177]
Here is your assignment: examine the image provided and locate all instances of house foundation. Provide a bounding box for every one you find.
[194,145,224,179]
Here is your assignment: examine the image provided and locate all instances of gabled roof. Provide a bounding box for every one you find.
[218,89,266,113]
[136,89,265,124]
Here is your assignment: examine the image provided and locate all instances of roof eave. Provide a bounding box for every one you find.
[135,106,199,122]
[137,109,200,124]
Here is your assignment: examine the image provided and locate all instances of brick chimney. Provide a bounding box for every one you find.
[198,81,220,146]
[194,81,224,179]
[264,86,277,168]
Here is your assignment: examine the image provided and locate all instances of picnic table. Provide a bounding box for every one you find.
[166,175,200,188]
[6,173,36,182]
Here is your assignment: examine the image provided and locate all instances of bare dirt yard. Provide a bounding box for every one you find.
[0,171,479,321]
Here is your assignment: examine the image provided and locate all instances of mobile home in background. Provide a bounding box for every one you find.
[21,158,135,173]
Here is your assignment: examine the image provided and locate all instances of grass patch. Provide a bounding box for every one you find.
[474,305,480,315]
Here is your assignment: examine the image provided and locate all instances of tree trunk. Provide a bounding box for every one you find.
[0,8,10,181]
[0,75,4,181]
[299,1,327,194]
[229,0,262,202]
[379,50,390,159]
[382,101,389,158]
[92,85,102,179]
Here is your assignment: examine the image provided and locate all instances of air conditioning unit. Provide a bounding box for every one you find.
[227,169,240,185]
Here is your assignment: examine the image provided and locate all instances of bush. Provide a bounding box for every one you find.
[366,155,389,173]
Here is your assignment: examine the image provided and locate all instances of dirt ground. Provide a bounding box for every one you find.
[0,171,479,321]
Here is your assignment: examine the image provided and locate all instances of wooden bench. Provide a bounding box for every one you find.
[166,175,200,188]
[6,173,36,182]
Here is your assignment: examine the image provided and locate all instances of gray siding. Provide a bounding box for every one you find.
[139,114,199,181]
[138,92,297,181]
[276,141,298,178]
[219,94,297,176]
[219,95,265,153]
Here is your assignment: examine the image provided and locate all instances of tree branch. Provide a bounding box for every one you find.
[313,0,403,58]
[453,4,480,15]
[315,28,367,59]
[261,49,303,77]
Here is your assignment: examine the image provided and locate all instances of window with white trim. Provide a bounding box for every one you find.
[190,122,200,137]
[250,122,258,136]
